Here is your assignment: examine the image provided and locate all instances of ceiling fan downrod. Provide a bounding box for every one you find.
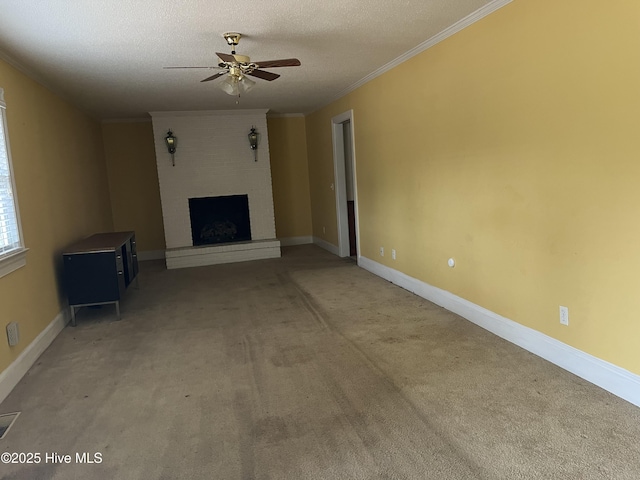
[223,32,242,55]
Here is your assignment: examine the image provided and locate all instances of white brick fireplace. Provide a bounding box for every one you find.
[150,109,280,269]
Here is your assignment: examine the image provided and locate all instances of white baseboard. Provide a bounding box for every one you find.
[279,236,313,246]
[313,237,340,256]
[137,250,166,261]
[358,256,640,408]
[0,309,69,405]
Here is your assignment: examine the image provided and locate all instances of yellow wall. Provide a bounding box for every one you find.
[102,121,165,252]
[0,59,113,372]
[306,0,640,375]
[267,116,313,239]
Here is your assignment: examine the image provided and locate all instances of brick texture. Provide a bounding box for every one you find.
[151,110,279,265]
[150,111,277,251]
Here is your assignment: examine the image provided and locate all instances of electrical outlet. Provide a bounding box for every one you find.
[391,249,396,260]
[322,226,326,234]
[559,306,569,326]
[6,322,19,346]
[380,247,384,257]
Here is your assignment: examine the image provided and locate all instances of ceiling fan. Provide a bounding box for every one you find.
[164,33,301,96]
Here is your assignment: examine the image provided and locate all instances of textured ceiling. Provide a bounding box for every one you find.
[0,0,499,119]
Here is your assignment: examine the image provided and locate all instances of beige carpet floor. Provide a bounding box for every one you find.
[1,245,639,479]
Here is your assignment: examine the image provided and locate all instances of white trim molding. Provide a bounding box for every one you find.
[331,110,359,258]
[101,117,151,124]
[358,256,640,408]
[0,87,27,276]
[313,237,340,256]
[279,236,313,246]
[0,248,28,279]
[324,0,513,107]
[0,309,69,405]
[149,109,268,118]
[0,52,64,106]
[267,113,305,119]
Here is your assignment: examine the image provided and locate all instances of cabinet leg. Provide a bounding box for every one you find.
[70,306,76,327]
[115,301,121,320]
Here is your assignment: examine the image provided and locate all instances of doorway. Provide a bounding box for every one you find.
[331,111,359,259]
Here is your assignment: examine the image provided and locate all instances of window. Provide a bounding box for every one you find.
[0,87,26,278]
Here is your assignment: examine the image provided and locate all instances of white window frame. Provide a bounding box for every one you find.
[0,87,27,278]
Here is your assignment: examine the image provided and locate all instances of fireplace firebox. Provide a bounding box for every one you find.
[188,195,251,246]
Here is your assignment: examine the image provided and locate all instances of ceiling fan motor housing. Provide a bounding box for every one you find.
[223,32,242,47]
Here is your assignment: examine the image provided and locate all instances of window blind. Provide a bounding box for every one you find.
[0,100,21,257]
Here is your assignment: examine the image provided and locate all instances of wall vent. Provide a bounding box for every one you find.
[0,412,20,439]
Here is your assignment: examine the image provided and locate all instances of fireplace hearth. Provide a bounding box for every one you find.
[188,195,251,246]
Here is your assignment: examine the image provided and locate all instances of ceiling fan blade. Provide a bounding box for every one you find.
[200,72,226,82]
[247,70,280,81]
[216,52,236,63]
[163,66,218,69]
[254,58,301,68]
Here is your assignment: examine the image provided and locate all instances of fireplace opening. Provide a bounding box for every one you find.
[188,195,251,246]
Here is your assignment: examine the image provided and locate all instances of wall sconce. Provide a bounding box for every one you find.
[165,130,177,166]
[248,126,259,162]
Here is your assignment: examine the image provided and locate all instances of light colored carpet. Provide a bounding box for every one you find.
[1,245,639,479]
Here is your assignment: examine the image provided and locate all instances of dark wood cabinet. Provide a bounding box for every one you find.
[63,231,138,326]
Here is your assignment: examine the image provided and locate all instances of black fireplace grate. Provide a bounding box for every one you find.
[188,195,251,246]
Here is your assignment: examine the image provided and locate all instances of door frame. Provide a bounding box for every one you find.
[331,110,360,259]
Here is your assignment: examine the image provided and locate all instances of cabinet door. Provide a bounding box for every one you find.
[64,252,124,305]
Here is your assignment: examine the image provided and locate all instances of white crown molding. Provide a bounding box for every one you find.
[0,49,102,121]
[358,255,640,408]
[149,109,269,118]
[0,50,57,100]
[322,0,513,110]
[101,117,152,124]
[267,113,305,119]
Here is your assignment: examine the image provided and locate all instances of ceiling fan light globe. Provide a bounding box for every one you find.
[219,74,256,96]
[220,75,240,95]
[238,76,256,94]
